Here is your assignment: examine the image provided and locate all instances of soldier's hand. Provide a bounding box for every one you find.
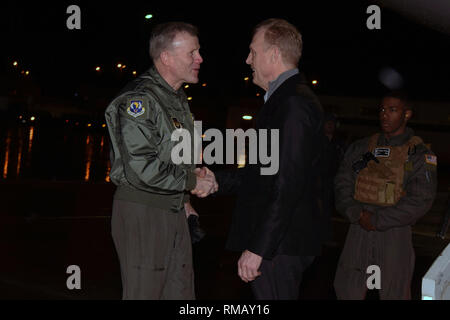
[191,167,218,197]
[191,167,217,198]
[359,210,376,231]
[184,201,199,218]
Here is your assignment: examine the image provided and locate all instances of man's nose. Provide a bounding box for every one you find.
[195,53,203,64]
[246,53,251,65]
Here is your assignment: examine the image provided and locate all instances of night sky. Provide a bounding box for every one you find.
[2,0,450,101]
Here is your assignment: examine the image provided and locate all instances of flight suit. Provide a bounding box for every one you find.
[105,66,197,299]
[333,127,437,299]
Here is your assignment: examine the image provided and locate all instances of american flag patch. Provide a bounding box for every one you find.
[425,154,437,166]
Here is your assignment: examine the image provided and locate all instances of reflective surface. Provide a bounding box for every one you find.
[0,124,111,182]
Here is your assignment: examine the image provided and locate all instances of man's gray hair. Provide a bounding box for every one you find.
[149,22,198,61]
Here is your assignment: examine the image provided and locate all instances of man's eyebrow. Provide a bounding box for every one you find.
[380,105,398,109]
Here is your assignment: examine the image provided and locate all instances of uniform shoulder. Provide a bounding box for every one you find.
[414,142,433,155]
[107,84,160,122]
[341,136,371,163]
[347,136,371,152]
[409,138,438,167]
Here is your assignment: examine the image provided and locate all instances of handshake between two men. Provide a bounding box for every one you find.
[191,167,218,198]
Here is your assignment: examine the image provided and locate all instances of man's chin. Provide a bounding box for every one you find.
[189,77,199,84]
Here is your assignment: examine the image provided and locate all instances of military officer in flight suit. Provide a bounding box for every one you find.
[105,22,216,300]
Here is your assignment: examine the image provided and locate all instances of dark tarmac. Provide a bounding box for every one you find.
[0,180,448,300]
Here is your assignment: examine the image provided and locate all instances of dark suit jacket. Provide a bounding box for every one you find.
[215,73,327,259]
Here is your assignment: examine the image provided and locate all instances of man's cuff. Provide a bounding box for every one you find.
[346,205,363,224]
[185,171,197,191]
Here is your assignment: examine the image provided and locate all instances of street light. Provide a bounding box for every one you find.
[244,77,249,81]
[13,61,18,67]
[312,80,318,85]
[95,66,101,71]
[145,14,153,19]
[30,116,36,121]
[187,97,193,101]
[242,115,252,120]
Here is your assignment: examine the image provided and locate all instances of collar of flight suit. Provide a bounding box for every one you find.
[378,127,414,146]
[148,65,187,99]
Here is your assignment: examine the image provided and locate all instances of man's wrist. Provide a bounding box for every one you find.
[185,171,197,191]
[346,205,364,224]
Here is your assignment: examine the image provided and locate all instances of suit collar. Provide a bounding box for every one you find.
[264,68,299,103]
[264,72,304,107]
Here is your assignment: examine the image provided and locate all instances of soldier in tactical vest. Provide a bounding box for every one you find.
[333,91,437,299]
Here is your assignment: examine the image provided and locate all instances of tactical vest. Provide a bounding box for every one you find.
[354,134,423,206]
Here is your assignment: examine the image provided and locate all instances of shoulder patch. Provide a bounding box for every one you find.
[425,154,437,166]
[127,100,145,118]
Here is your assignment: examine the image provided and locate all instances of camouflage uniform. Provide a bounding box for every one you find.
[334,127,437,299]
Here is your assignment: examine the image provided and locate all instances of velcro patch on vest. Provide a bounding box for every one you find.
[374,147,390,158]
[425,154,437,166]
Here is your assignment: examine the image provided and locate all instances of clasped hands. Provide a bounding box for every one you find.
[359,210,376,231]
[191,167,218,198]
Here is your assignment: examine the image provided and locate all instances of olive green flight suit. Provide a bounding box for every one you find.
[105,66,197,300]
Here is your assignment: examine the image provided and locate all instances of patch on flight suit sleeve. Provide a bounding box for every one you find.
[125,96,149,119]
[425,154,437,166]
[127,100,145,118]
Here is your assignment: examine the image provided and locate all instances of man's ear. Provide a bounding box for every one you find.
[160,51,170,66]
[270,46,280,64]
[405,109,413,121]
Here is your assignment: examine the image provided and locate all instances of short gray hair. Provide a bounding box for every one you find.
[149,22,199,61]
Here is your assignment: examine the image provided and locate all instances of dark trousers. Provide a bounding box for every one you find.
[250,255,315,300]
[111,199,195,300]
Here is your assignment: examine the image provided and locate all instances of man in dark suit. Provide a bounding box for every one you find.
[209,19,327,300]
